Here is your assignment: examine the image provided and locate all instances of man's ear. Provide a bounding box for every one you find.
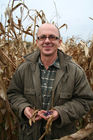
[59,39,62,44]
[36,39,38,45]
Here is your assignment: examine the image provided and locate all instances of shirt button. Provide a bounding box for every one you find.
[44,83,46,86]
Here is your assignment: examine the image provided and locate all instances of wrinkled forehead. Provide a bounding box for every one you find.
[37,24,60,37]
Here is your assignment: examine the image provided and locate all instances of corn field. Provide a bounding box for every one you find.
[0,0,93,140]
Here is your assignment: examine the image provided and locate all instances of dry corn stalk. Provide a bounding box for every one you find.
[29,109,39,126]
[54,123,93,140]
[39,115,54,140]
[45,115,54,134]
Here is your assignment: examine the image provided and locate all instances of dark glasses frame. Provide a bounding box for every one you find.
[37,34,60,41]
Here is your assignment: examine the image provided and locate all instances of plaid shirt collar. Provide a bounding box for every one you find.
[38,56,60,69]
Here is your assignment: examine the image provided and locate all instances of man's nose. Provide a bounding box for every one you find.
[44,37,50,42]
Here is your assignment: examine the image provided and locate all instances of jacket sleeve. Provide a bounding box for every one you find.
[7,67,32,120]
[54,66,93,128]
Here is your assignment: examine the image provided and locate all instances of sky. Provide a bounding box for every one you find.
[0,0,93,42]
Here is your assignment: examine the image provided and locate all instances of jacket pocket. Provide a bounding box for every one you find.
[19,123,34,140]
[24,124,33,135]
[57,92,72,105]
[60,92,72,99]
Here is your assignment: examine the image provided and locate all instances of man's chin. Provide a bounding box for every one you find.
[43,51,53,56]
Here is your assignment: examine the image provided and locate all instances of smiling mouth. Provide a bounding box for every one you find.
[43,46,53,51]
[43,45,53,48]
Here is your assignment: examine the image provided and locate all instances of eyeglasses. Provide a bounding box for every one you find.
[37,35,60,41]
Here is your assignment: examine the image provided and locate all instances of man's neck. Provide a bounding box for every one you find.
[40,54,57,70]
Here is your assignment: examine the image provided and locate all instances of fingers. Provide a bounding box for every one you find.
[24,107,34,119]
[35,115,42,121]
[50,109,59,120]
[24,107,42,121]
[38,110,48,120]
[24,107,59,121]
[38,110,53,120]
[38,109,59,121]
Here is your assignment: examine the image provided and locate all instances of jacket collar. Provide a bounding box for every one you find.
[24,49,40,63]
[58,49,72,69]
[24,49,71,68]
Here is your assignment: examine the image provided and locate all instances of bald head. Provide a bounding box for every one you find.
[37,23,60,38]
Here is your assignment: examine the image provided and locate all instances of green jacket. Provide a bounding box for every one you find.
[7,49,93,140]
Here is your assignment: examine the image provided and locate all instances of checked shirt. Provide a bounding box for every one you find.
[39,57,60,110]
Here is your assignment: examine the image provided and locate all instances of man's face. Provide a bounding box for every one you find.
[36,24,62,57]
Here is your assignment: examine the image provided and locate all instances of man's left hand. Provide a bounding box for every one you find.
[38,109,59,121]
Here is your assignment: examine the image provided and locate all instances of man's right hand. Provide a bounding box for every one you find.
[24,106,34,119]
[24,107,42,121]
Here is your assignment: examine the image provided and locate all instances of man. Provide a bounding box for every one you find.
[7,23,93,140]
